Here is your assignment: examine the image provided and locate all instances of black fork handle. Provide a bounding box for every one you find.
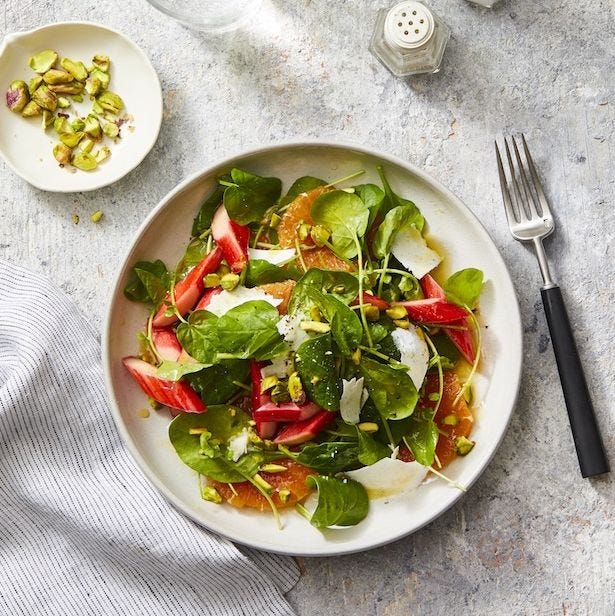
[541,285,609,477]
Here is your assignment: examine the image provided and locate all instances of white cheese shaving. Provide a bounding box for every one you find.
[346,457,428,496]
[276,311,309,351]
[390,326,429,389]
[205,286,282,317]
[340,377,365,424]
[391,226,441,279]
[247,247,296,265]
[228,429,249,462]
[260,355,292,379]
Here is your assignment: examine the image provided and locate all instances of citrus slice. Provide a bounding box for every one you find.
[277,186,329,248]
[258,280,296,315]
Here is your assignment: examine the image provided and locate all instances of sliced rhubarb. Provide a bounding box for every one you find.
[352,291,390,310]
[122,357,206,413]
[194,285,223,311]
[211,205,248,273]
[152,246,223,328]
[420,274,476,363]
[254,401,321,423]
[151,328,182,362]
[395,297,469,324]
[273,410,335,446]
[250,360,277,439]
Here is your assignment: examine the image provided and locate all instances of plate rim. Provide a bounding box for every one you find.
[0,20,162,193]
[102,139,523,556]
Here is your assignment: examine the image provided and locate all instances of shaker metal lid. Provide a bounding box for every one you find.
[384,1,435,50]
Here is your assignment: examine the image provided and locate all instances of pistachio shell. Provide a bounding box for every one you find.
[29,49,58,73]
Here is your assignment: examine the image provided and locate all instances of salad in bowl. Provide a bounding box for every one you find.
[121,165,484,531]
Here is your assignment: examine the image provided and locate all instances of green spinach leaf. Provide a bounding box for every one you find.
[360,357,418,420]
[156,360,211,381]
[355,183,385,229]
[123,259,170,304]
[186,360,250,404]
[244,259,297,287]
[288,268,359,314]
[311,190,369,258]
[377,165,424,231]
[279,176,326,207]
[305,475,369,528]
[356,427,390,466]
[176,310,220,364]
[295,333,341,411]
[223,168,282,225]
[404,409,439,467]
[373,205,417,259]
[191,176,229,237]
[296,442,360,473]
[443,268,484,309]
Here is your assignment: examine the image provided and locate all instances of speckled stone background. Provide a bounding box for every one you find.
[1,1,614,614]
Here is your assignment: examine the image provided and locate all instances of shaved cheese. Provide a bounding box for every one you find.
[391,326,429,389]
[228,429,249,462]
[276,311,309,351]
[340,377,365,424]
[248,248,296,265]
[205,286,281,317]
[391,226,441,279]
[261,355,292,379]
[346,457,428,497]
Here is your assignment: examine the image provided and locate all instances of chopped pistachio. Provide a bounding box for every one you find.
[90,68,110,90]
[21,101,42,117]
[43,69,74,85]
[41,109,54,130]
[310,375,320,385]
[357,422,379,433]
[71,213,80,225]
[148,398,161,410]
[278,489,291,504]
[90,210,104,223]
[309,306,323,322]
[97,90,124,114]
[310,225,330,247]
[362,304,380,322]
[6,80,29,112]
[332,284,346,294]
[269,213,282,228]
[92,54,110,72]
[85,76,103,97]
[28,76,43,95]
[220,272,240,291]
[351,347,361,365]
[48,82,84,95]
[53,143,72,166]
[203,273,220,288]
[252,473,273,493]
[260,375,279,393]
[299,320,330,333]
[442,414,458,426]
[60,131,84,148]
[54,117,71,134]
[71,150,97,171]
[94,146,111,163]
[32,85,57,111]
[260,464,287,474]
[270,381,290,404]
[137,408,150,418]
[393,318,410,329]
[91,99,104,114]
[298,222,311,242]
[78,137,93,153]
[454,436,475,456]
[60,58,88,81]
[102,121,119,138]
[71,118,85,132]
[288,372,305,404]
[201,486,222,504]
[463,386,474,406]
[386,305,407,320]
[29,49,58,74]
[84,114,101,140]
[57,96,71,109]
[71,94,84,103]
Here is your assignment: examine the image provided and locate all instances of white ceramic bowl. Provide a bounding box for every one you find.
[0,22,162,192]
[103,142,523,556]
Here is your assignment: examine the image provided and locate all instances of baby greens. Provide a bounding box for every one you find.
[123,259,169,304]
[444,268,484,309]
[222,168,282,225]
[304,475,369,528]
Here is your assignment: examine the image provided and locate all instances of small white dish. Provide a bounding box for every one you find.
[103,141,523,556]
[0,22,162,192]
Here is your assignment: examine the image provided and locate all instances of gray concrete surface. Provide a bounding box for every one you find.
[1,1,614,614]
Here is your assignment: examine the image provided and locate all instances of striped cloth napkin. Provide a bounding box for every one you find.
[0,260,298,616]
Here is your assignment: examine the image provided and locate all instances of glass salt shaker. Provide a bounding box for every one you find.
[369,1,451,77]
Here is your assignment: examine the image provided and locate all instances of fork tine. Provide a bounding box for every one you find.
[521,134,552,217]
[495,141,518,226]
[503,137,529,220]
[512,135,541,218]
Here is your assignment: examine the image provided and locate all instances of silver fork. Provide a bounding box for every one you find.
[495,135,609,478]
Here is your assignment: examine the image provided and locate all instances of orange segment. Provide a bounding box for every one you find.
[420,371,474,468]
[277,186,329,248]
[259,280,296,315]
[210,459,316,511]
[302,247,355,272]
